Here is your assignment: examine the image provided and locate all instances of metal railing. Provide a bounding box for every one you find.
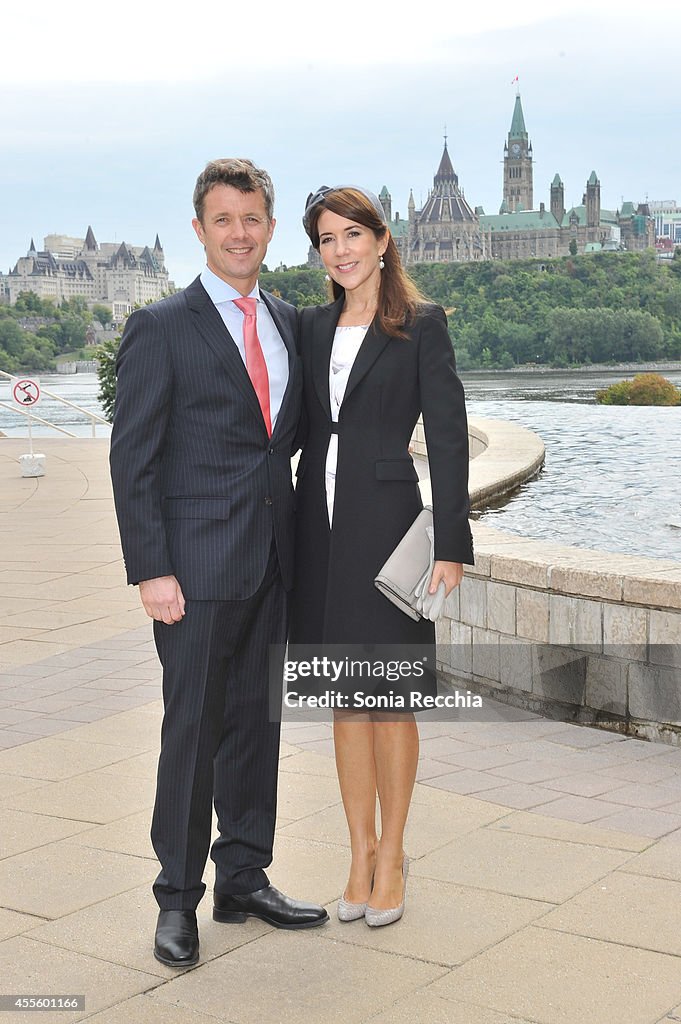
[0,369,110,438]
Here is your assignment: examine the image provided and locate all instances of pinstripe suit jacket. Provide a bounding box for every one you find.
[109,276,301,600]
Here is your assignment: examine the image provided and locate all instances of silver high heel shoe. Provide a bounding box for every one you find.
[365,856,409,928]
[337,894,368,922]
[337,868,375,922]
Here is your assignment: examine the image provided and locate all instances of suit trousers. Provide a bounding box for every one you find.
[150,542,287,910]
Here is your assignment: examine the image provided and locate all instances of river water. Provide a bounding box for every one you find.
[1,368,679,563]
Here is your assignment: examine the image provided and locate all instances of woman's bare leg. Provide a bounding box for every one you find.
[370,715,418,909]
[333,711,378,902]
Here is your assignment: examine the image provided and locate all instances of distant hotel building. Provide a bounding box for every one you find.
[0,228,172,320]
[309,93,655,266]
[650,201,681,255]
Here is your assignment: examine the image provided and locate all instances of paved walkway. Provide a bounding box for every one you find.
[1,438,681,1024]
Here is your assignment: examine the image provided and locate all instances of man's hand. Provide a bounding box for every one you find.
[139,576,186,624]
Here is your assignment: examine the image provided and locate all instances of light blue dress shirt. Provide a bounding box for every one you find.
[200,266,289,429]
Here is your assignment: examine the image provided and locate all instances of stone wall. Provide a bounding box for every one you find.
[430,417,681,744]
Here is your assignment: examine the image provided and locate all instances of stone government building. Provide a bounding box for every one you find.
[308,93,655,267]
[0,228,172,321]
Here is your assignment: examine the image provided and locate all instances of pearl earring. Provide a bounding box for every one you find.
[379,256,385,270]
[324,273,330,281]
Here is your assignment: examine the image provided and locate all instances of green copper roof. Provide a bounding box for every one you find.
[561,205,618,227]
[509,94,527,140]
[481,210,560,231]
[551,174,563,187]
[388,218,409,237]
[584,242,603,252]
[498,199,509,214]
[588,171,599,186]
[380,185,390,198]
[620,201,635,216]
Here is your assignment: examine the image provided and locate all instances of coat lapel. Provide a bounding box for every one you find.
[184,277,265,430]
[342,319,391,405]
[311,296,344,419]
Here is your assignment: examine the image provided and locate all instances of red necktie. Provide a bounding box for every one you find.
[233,297,272,436]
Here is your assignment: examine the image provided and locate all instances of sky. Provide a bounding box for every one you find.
[1,0,679,287]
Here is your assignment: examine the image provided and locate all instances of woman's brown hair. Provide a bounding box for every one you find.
[306,188,427,339]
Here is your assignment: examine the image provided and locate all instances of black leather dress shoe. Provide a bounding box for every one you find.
[213,885,329,929]
[153,910,199,967]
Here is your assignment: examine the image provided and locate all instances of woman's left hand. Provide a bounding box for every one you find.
[429,560,464,597]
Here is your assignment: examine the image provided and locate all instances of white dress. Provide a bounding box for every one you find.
[325,324,369,524]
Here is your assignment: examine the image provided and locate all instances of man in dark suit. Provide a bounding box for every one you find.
[110,158,328,969]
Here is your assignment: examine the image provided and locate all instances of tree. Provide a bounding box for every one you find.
[92,337,121,422]
[92,304,112,327]
[569,239,578,256]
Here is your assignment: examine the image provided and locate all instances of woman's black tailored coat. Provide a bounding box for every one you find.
[290,297,474,653]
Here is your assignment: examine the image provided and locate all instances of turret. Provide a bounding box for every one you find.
[550,173,565,223]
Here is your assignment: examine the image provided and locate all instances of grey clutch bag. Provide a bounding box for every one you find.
[374,506,446,622]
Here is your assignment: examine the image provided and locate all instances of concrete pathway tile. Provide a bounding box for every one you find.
[658,1007,681,1024]
[486,760,579,784]
[543,727,628,749]
[67,810,155,860]
[278,749,346,779]
[539,772,631,798]
[269,835,352,905]
[435,747,526,771]
[0,775,46,800]
[418,736,482,759]
[50,709,159,749]
[421,769,514,795]
[5,718,90,739]
[0,840,157,917]
[0,641,78,667]
[621,836,681,883]
[433,927,681,1024]
[478,783,562,811]
[486,810,650,852]
[277,803,357,850]
[537,871,681,956]
[95,750,159,779]
[329,874,549,967]
[600,761,681,785]
[150,928,445,1024]
[590,806,681,839]
[0,907,42,941]
[278,722,332,744]
[0,807,94,859]
[82,995,237,1024]
[415,758,464,781]
[25,884,270,979]
[413,829,633,903]
[5,770,156,823]
[527,795,628,824]
[291,737,336,757]
[0,732,33,750]
[0,935,161,1023]
[48,706,116,724]
[600,782,681,809]
[365,989,538,1024]
[0,736,148,780]
[277,740,305,759]
[275,770,340,821]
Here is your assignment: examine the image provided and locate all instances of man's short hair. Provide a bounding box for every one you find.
[193,159,275,223]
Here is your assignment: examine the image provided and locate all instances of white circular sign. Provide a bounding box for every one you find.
[11,378,41,407]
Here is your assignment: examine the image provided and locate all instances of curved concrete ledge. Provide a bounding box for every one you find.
[467,418,545,510]
[414,415,545,511]
[424,419,681,745]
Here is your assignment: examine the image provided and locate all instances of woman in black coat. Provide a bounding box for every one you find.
[290,185,474,926]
